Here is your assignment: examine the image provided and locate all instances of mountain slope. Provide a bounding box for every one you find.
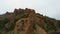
[0,8,60,34]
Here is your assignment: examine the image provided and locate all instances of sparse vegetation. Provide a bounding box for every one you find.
[0,8,60,34]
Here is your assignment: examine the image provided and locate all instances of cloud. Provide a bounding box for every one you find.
[0,0,60,19]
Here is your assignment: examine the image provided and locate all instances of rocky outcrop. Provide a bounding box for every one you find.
[13,8,46,34]
[0,8,60,34]
[14,17,46,34]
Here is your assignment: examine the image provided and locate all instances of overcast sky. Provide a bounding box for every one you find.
[0,0,60,20]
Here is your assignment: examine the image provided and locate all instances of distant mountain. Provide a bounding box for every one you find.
[0,8,60,34]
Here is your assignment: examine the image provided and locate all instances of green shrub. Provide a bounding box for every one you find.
[0,18,9,30]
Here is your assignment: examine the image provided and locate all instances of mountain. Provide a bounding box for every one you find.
[0,8,60,34]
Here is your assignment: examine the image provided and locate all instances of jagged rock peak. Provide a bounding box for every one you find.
[14,8,36,15]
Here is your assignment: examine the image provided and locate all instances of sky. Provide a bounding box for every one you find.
[0,0,60,20]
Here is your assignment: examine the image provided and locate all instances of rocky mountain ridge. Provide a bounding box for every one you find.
[0,8,60,34]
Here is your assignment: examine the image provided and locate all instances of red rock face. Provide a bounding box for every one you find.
[13,18,32,34]
[4,8,46,34]
[13,17,46,34]
[25,8,35,14]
